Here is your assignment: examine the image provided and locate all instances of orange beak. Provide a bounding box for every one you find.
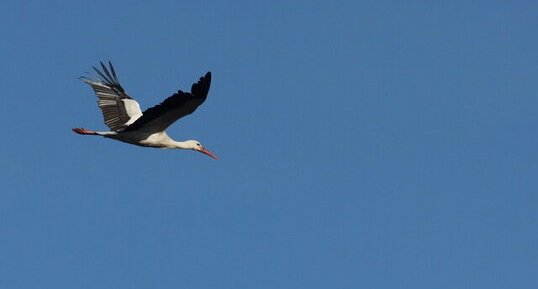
[198,147,219,160]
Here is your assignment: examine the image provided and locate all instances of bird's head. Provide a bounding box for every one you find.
[185,140,219,160]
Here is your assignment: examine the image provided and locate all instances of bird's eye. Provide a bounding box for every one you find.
[197,143,201,147]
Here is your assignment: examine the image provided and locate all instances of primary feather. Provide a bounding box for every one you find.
[81,61,142,131]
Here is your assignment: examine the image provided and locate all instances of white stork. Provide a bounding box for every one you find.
[73,61,218,159]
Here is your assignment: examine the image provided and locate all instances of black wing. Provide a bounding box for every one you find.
[81,61,142,131]
[123,72,211,133]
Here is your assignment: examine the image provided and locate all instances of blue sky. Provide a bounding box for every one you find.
[1,1,537,288]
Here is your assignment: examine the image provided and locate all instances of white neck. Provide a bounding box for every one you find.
[170,140,192,149]
[141,132,196,149]
[153,132,190,149]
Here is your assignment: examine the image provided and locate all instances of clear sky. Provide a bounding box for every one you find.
[1,1,537,288]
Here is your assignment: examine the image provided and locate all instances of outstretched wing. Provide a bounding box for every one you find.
[81,61,143,131]
[123,72,211,133]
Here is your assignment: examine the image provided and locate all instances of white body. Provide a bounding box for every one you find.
[102,131,186,149]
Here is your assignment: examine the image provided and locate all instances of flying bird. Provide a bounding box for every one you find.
[73,61,218,159]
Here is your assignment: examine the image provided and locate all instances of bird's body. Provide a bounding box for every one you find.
[73,62,218,159]
[111,131,174,148]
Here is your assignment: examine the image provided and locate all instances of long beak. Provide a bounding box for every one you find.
[198,147,219,160]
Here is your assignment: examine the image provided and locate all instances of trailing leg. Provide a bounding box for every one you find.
[72,128,98,135]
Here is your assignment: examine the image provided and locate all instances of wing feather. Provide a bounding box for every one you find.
[124,72,211,132]
[81,62,142,131]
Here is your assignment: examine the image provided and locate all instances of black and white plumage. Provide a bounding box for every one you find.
[73,62,218,159]
[81,63,142,131]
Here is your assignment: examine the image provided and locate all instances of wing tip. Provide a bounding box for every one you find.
[203,71,211,85]
[191,71,211,98]
[84,61,125,92]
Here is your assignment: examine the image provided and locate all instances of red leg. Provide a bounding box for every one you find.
[72,128,98,135]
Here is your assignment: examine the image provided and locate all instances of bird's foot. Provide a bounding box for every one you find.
[72,128,97,135]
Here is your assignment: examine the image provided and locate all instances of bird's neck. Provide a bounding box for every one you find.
[170,140,192,149]
[157,132,191,149]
